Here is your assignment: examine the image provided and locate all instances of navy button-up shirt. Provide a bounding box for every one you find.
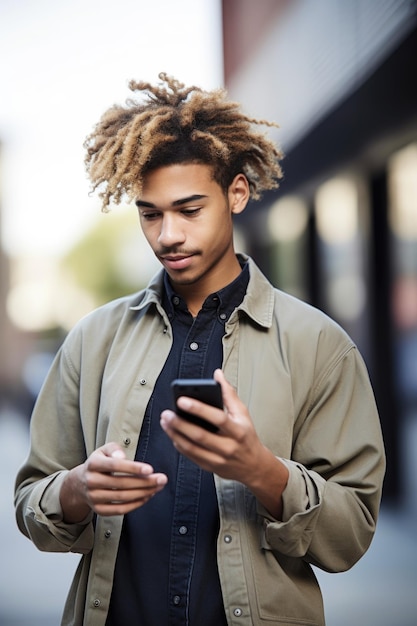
[106,262,249,625]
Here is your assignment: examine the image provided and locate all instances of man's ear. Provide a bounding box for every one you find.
[228,173,250,215]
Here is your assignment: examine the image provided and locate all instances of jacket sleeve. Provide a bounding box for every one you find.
[258,344,385,573]
[14,333,95,555]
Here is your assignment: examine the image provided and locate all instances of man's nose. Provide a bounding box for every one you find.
[158,215,185,247]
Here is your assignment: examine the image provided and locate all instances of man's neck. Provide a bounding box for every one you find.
[173,256,242,317]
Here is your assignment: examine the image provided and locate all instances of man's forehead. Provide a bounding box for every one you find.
[138,163,218,199]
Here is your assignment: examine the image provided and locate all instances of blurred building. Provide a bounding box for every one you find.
[0,143,32,412]
[0,143,16,404]
[0,144,8,384]
[222,0,417,507]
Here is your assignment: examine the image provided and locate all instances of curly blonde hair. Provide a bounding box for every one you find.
[84,72,284,211]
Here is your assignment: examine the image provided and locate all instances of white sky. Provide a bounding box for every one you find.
[0,0,223,258]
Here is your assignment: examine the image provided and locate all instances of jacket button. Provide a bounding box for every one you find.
[93,599,101,608]
[123,437,131,446]
[233,607,242,617]
[140,378,146,385]
[104,530,112,538]
[224,534,232,543]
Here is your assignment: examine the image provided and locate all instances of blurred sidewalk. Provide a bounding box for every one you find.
[0,407,79,626]
[1,406,416,626]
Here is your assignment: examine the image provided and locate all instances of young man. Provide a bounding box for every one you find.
[15,73,385,626]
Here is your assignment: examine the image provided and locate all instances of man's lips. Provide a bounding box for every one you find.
[159,254,195,271]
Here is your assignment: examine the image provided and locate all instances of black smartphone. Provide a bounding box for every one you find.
[170,378,223,433]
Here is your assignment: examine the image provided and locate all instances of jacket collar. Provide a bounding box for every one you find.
[236,255,275,329]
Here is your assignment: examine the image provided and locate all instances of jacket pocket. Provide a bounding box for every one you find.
[245,517,324,625]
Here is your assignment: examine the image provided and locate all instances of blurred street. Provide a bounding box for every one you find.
[1,406,416,626]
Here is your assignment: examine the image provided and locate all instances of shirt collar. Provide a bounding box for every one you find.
[163,259,249,319]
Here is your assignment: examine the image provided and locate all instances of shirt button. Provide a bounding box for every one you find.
[179,525,188,535]
[224,534,232,543]
[173,595,181,605]
[173,296,180,306]
[219,313,227,320]
[233,607,242,617]
[189,341,199,350]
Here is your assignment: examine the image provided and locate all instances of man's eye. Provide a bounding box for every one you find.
[141,212,160,220]
[182,208,201,216]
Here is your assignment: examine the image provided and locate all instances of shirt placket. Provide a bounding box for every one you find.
[168,307,214,625]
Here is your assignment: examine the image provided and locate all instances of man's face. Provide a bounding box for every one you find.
[136,163,246,296]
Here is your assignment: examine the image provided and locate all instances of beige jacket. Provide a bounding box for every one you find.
[15,256,385,626]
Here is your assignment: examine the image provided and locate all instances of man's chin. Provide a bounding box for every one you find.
[167,272,199,287]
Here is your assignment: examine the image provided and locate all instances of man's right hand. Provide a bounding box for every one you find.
[59,442,168,522]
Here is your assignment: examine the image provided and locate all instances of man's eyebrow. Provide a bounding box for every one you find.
[135,199,155,209]
[135,194,208,209]
[172,194,207,206]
